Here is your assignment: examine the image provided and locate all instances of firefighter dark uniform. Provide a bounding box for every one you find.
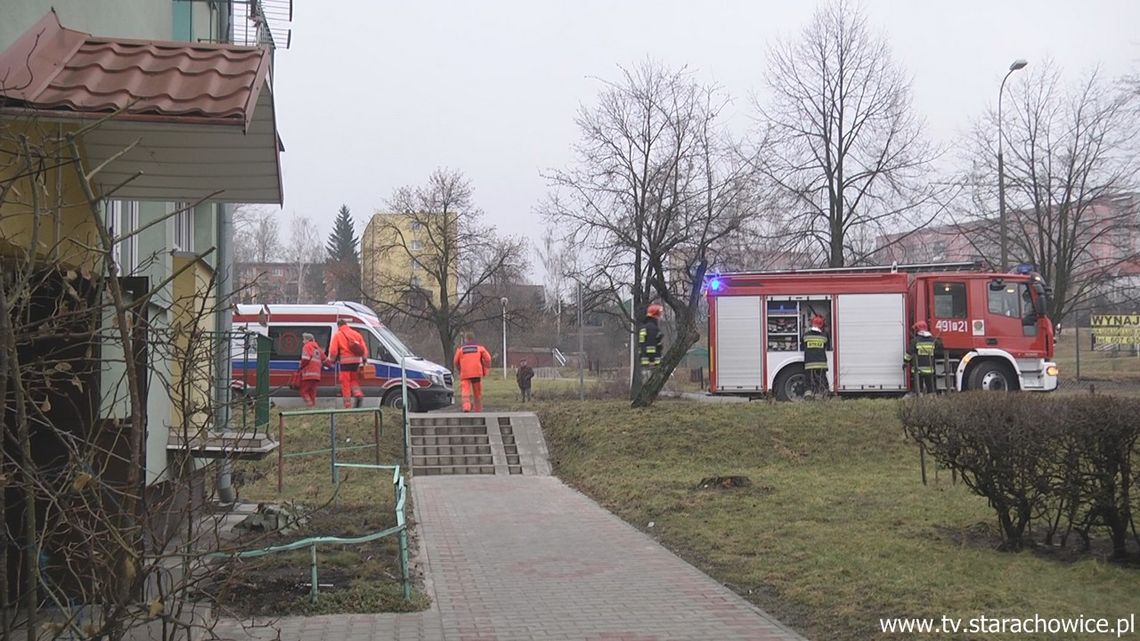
[638,304,664,374]
[906,322,940,394]
[803,316,829,397]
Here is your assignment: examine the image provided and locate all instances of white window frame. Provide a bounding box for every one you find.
[106,200,139,274]
[173,202,194,252]
[410,239,423,251]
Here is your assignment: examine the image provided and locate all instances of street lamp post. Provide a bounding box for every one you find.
[998,58,1028,272]
[501,297,509,379]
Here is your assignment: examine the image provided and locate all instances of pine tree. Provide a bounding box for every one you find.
[326,204,360,262]
[324,204,362,301]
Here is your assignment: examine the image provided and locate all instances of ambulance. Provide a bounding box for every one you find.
[231,302,454,410]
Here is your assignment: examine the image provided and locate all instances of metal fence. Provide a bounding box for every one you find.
[209,406,411,604]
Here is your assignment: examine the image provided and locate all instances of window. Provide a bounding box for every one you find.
[268,325,331,360]
[410,275,422,288]
[105,200,139,274]
[410,239,423,251]
[361,330,393,363]
[987,282,1026,318]
[933,282,967,318]
[173,203,194,252]
[410,221,424,233]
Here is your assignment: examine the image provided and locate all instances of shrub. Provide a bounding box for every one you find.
[900,393,1140,557]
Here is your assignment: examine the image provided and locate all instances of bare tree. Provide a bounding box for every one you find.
[543,60,760,406]
[363,168,528,361]
[758,0,941,267]
[962,62,1140,321]
[284,213,322,303]
[233,206,282,264]
[535,229,570,344]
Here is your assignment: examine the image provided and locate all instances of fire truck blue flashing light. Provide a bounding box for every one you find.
[709,278,722,292]
[1014,263,1035,275]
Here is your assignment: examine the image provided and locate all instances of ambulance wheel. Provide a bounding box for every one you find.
[967,361,1016,391]
[382,387,419,412]
[773,365,808,402]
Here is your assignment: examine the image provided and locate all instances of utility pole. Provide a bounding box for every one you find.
[501,296,509,379]
[998,59,1028,271]
[577,282,584,401]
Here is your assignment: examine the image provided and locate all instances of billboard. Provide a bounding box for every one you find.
[1090,314,1140,346]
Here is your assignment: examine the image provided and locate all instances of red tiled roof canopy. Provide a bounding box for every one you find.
[0,10,270,130]
[0,10,283,204]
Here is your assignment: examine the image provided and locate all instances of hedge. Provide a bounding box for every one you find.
[899,393,1140,557]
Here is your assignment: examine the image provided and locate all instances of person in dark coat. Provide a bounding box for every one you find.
[516,359,535,402]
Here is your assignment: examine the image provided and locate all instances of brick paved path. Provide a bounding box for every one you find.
[215,416,807,641]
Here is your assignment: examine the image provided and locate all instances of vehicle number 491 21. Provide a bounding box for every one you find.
[934,319,968,333]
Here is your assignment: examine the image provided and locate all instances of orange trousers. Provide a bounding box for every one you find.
[299,380,319,407]
[460,378,483,412]
[338,370,363,407]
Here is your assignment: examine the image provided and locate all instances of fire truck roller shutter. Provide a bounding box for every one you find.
[714,295,763,390]
[836,293,907,391]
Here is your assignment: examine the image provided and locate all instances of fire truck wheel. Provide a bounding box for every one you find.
[773,365,808,402]
[383,387,419,412]
[967,361,1016,391]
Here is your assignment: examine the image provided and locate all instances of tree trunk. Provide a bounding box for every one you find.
[437,320,455,371]
[829,199,845,267]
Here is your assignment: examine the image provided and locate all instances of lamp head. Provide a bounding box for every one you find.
[1009,59,1028,72]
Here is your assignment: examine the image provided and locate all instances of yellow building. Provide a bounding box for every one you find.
[363,211,460,309]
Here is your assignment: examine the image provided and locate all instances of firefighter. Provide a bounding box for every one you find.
[905,321,940,395]
[453,331,491,412]
[638,303,664,379]
[802,315,830,397]
[328,319,368,408]
[297,332,325,407]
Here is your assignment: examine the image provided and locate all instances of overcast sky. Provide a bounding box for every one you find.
[269,0,1140,280]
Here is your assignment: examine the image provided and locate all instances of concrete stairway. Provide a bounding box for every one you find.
[407,412,551,477]
[409,415,495,475]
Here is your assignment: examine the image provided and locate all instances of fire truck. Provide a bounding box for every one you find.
[706,263,1058,400]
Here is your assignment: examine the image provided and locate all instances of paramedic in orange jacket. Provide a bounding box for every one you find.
[328,319,368,408]
[453,332,491,412]
[298,332,325,407]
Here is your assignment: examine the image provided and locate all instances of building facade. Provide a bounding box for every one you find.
[362,211,459,308]
[0,1,290,610]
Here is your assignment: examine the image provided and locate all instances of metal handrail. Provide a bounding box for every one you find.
[276,408,389,490]
[210,463,410,604]
[217,407,415,604]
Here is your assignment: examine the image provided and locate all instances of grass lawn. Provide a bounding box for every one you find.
[534,396,1140,641]
[1054,331,1140,381]
[213,409,430,616]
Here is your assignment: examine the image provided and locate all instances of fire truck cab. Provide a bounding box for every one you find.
[706,264,1058,400]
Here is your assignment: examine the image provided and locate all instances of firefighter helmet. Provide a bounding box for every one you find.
[646,303,664,318]
[913,321,929,333]
[810,315,825,329]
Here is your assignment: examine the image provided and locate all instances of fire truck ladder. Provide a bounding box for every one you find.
[721,261,983,276]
